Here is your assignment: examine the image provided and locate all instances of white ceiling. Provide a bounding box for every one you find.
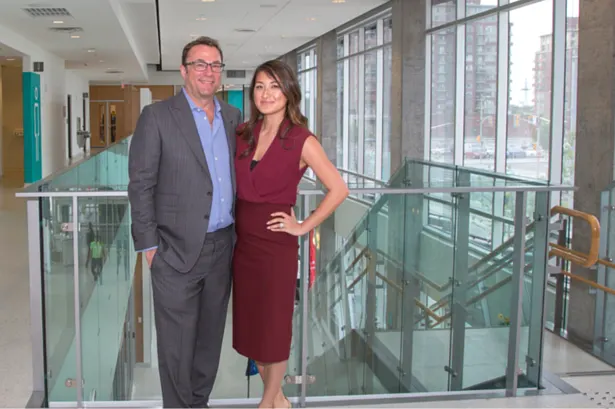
[158,0,389,70]
[0,0,388,83]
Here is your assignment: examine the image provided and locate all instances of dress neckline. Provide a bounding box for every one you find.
[251,118,291,163]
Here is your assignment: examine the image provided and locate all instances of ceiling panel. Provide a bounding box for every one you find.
[158,0,389,71]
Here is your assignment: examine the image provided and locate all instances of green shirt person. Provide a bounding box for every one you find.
[86,235,106,280]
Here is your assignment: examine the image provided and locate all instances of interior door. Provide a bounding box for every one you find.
[89,102,108,149]
[108,102,125,143]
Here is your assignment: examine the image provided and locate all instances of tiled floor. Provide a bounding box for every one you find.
[0,181,32,407]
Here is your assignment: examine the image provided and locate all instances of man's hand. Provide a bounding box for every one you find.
[145,248,157,268]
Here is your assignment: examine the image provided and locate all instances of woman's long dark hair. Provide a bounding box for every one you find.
[238,59,309,157]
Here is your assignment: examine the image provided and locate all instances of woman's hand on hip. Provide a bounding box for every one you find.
[267,208,305,236]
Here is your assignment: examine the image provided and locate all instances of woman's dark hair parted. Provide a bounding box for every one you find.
[238,59,309,157]
[181,36,224,65]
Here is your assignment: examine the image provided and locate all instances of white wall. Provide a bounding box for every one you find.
[39,55,67,177]
[65,70,90,160]
[0,64,3,177]
[0,24,90,178]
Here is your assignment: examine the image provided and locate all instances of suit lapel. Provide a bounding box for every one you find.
[169,94,210,175]
[220,103,237,194]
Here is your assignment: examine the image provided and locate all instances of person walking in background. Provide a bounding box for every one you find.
[128,36,241,408]
[85,233,105,282]
[232,59,349,409]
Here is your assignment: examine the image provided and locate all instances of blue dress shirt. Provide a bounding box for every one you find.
[183,88,234,232]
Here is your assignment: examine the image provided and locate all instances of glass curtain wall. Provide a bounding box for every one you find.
[426,0,579,247]
[298,47,317,179]
[337,14,393,181]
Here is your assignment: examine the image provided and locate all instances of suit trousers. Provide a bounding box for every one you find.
[151,225,233,408]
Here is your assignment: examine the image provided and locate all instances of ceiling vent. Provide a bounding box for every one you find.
[227,70,246,79]
[48,27,83,33]
[235,28,256,33]
[105,69,124,74]
[22,7,72,18]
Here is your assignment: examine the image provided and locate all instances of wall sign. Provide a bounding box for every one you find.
[23,72,42,183]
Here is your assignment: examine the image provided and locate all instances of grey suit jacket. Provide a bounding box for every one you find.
[128,92,242,273]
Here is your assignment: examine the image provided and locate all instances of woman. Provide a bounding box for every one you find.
[232,59,349,408]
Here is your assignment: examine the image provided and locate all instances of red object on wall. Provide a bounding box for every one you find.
[309,229,316,289]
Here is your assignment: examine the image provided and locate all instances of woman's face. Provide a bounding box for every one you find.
[253,70,287,116]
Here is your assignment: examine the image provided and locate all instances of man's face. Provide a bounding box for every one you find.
[180,44,223,100]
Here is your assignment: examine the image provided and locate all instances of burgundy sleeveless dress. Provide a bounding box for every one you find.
[232,119,310,363]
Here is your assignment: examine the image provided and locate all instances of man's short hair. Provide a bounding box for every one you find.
[182,36,224,65]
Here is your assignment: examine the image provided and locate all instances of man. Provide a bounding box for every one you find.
[128,36,241,408]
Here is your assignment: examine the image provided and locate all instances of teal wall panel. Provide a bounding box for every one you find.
[227,89,244,119]
[23,72,42,183]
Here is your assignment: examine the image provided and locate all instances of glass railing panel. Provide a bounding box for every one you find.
[404,159,550,189]
[521,191,550,388]
[42,196,78,402]
[78,196,134,402]
[43,195,134,403]
[588,186,615,364]
[20,151,574,406]
[396,191,456,393]
[283,194,308,402]
[450,188,508,391]
[303,194,361,397]
[21,138,131,193]
[452,190,544,391]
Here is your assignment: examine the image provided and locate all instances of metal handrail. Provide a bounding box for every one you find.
[337,168,389,186]
[559,270,615,297]
[549,206,600,267]
[17,184,576,198]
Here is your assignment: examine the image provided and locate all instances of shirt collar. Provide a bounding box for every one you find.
[182,87,221,113]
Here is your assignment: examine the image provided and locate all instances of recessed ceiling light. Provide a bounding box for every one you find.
[87,48,96,53]
[306,17,316,21]
[196,16,207,21]
[6,58,15,61]
[201,0,215,2]
[99,60,104,63]
[53,20,64,24]
[332,0,345,3]
[70,35,80,39]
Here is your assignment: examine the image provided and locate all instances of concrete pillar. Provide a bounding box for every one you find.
[568,0,615,346]
[386,0,427,336]
[390,0,427,172]
[314,30,339,270]
[316,30,338,164]
[279,51,298,75]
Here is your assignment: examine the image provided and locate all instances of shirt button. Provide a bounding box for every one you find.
[215,157,218,161]
[221,198,225,202]
[218,178,222,181]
